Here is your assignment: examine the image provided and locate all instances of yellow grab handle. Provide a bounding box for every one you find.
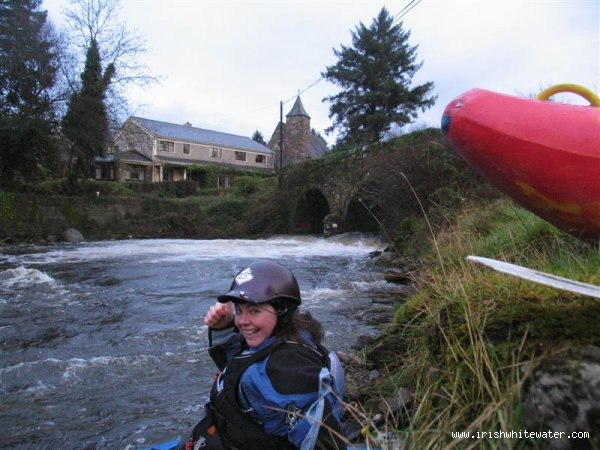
[536,84,600,107]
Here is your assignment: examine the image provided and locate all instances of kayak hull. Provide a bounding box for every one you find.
[442,88,600,238]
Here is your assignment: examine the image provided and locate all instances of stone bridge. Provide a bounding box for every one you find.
[278,152,380,236]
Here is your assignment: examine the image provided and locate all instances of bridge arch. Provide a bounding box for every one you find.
[344,196,380,232]
[279,155,380,236]
[290,187,331,234]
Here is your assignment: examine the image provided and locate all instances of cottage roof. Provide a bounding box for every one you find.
[286,96,310,119]
[119,150,153,163]
[130,117,273,154]
[309,134,329,158]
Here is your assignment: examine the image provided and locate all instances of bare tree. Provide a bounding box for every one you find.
[60,0,158,126]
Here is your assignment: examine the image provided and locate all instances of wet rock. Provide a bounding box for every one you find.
[341,352,375,402]
[64,228,84,243]
[379,388,412,414]
[352,334,375,350]
[522,345,600,449]
[368,369,380,381]
[336,351,350,363]
[376,388,413,429]
[384,268,413,284]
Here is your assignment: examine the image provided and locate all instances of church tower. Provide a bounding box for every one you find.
[284,96,311,165]
[269,96,312,170]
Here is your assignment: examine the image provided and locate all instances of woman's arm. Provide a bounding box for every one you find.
[204,301,240,369]
[204,301,234,329]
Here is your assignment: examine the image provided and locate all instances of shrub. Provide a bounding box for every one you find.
[233,175,260,195]
[110,182,135,196]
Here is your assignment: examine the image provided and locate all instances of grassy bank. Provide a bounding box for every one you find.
[352,197,599,449]
[0,176,285,242]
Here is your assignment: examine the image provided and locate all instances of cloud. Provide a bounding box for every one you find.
[43,0,600,144]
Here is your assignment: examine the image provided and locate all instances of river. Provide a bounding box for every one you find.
[0,234,406,449]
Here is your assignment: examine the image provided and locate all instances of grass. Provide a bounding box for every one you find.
[0,175,284,241]
[349,197,599,449]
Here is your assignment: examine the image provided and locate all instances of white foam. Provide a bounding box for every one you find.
[0,354,164,379]
[2,235,385,266]
[0,266,56,288]
[350,279,409,292]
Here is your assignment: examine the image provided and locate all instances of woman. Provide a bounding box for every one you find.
[180,260,346,450]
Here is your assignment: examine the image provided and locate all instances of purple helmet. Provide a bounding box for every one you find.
[217,260,301,306]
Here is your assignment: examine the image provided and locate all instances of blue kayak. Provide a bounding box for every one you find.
[141,440,377,450]
[141,439,180,450]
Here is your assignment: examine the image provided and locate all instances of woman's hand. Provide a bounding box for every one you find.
[204,301,234,329]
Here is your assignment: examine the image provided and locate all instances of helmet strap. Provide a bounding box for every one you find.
[270,301,297,335]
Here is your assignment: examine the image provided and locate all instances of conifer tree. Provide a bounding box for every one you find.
[0,0,59,182]
[251,130,266,145]
[322,7,436,146]
[62,38,114,179]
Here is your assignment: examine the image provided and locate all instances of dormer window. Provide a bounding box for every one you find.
[159,140,174,152]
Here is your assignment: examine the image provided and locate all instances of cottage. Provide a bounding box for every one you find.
[105,117,274,184]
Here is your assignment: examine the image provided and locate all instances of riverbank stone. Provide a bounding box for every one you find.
[383,268,413,284]
[522,345,600,449]
[64,228,84,243]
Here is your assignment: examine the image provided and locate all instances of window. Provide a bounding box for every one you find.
[183,143,190,155]
[255,154,266,164]
[235,151,246,161]
[210,147,222,158]
[159,140,174,152]
[96,166,114,180]
[128,166,145,181]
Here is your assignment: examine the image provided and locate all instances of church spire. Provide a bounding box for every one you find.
[286,96,310,119]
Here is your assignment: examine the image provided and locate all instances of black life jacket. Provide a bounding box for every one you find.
[208,337,327,450]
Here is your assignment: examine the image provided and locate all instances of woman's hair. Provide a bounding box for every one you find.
[271,299,323,345]
[288,310,323,345]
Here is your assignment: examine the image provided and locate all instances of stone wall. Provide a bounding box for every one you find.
[283,115,311,166]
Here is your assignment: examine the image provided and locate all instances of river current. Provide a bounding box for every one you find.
[0,235,405,449]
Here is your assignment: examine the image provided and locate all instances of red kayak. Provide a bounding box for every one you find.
[442,86,600,239]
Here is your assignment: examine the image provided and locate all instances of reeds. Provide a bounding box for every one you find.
[349,197,599,449]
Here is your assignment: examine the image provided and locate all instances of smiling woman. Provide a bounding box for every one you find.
[179,260,346,450]
[230,303,278,347]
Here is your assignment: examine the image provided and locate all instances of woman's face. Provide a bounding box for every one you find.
[233,302,278,347]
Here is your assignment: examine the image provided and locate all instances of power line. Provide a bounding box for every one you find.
[393,0,418,21]
[393,0,423,24]
[201,101,277,129]
[284,2,424,107]
[201,0,424,131]
[201,76,324,130]
[282,77,324,104]
[195,1,423,133]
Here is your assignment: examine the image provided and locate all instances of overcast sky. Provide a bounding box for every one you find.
[42,0,599,146]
